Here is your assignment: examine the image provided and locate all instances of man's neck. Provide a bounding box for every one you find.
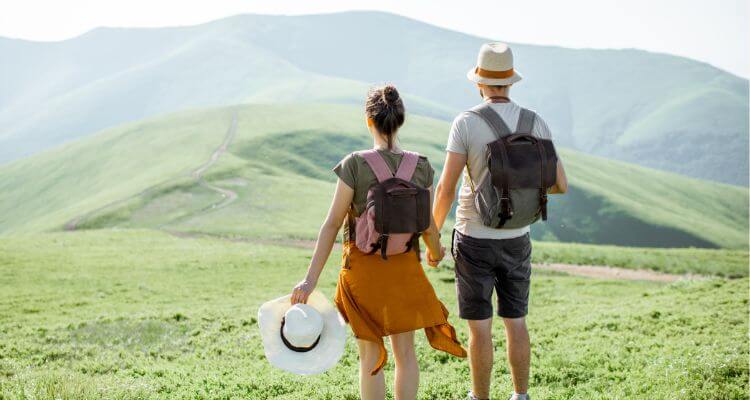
[481,86,510,100]
[485,95,510,103]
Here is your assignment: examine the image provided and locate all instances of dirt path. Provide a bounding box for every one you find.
[192,110,239,210]
[532,262,697,282]
[165,231,700,283]
[64,111,239,231]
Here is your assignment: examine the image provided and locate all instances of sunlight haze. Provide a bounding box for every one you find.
[0,0,748,78]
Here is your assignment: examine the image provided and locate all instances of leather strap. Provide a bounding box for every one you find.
[404,233,421,261]
[379,234,388,260]
[488,140,513,228]
[536,140,549,221]
[279,317,321,353]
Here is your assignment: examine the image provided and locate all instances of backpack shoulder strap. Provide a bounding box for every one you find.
[394,151,419,181]
[468,103,513,140]
[359,150,393,182]
[516,108,536,134]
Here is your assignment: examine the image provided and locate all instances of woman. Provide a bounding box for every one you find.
[290,85,466,399]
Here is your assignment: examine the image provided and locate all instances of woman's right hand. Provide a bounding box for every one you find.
[291,279,316,304]
[426,245,445,267]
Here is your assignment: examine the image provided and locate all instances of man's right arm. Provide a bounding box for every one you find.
[434,151,467,231]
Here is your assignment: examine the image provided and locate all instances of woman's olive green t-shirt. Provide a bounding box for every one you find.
[333,149,435,220]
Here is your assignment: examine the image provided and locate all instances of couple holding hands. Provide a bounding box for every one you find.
[259,42,568,400]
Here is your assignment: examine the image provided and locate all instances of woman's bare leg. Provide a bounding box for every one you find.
[389,331,419,400]
[358,339,386,400]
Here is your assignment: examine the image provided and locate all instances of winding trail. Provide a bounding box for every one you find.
[192,110,239,210]
[64,110,239,231]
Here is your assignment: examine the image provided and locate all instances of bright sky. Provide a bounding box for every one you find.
[1,0,748,78]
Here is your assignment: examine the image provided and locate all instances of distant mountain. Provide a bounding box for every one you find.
[0,12,747,184]
[0,103,746,249]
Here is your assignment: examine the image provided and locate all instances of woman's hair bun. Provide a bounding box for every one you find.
[382,84,401,105]
[365,84,406,148]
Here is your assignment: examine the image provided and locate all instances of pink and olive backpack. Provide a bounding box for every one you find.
[349,150,431,260]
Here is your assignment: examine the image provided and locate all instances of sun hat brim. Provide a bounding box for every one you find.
[258,290,346,375]
[467,67,523,86]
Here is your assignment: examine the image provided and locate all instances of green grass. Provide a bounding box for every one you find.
[0,230,747,399]
[532,241,749,278]
[552,148,748,248]
[0,107,235,235]
[43,102,746,250]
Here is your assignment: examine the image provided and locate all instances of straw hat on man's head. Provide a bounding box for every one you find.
[467,42,523,86]
[258,290,346,375]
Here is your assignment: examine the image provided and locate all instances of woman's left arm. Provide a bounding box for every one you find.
[291,178,354,304]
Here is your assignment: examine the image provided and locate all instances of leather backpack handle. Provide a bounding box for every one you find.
[506,133,538,144]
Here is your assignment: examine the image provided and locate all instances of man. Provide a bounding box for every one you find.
[433,43,568,400]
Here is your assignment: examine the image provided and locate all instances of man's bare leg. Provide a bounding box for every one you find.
[503,317,530,395]
[467,318,493,399]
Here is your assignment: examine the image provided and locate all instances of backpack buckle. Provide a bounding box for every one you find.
[379,234,389,260]
[499,196,513,217]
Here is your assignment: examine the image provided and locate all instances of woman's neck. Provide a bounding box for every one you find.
[373,136,400,152]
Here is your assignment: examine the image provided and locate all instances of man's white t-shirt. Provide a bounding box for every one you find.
[446,101,553,240]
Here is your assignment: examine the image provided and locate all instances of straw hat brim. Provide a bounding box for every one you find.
[258,290,347,375]
[466,67,523,86]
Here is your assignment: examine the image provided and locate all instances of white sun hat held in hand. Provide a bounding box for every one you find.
[258,290,347,375]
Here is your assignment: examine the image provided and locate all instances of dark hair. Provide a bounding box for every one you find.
[365,84,405,149]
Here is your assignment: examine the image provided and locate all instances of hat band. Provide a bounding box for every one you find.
[475,66,515,79]
[280,317,321,353]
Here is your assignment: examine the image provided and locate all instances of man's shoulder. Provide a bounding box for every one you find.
[453,104,488,125]
[519,107,552,139]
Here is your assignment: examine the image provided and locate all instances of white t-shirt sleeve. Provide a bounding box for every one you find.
[446,113,469,154]
[532,115,553,140]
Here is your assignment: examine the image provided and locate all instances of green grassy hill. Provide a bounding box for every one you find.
[0,103,746,250]
[0,11,747,184]
[0,107,234,235]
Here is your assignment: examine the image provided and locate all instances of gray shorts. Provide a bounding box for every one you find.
[451,229,532,319]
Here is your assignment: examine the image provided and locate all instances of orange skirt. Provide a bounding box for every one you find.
[334,243,467,375]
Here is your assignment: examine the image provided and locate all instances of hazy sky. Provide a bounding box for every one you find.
[1,0,748,78]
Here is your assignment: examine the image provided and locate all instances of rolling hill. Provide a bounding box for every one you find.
[0,102,745,249]
[0,12,747,185]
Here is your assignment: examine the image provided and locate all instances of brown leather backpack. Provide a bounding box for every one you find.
[350,150,430,259]
[468,104,558,229]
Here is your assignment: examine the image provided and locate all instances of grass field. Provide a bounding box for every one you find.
[0,230,747,399]
[0,107,234,235]
[531,241,749,278]
[5,103,744,249]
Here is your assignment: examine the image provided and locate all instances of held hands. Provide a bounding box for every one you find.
[291,278,316,304]
[426,245,446,268]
